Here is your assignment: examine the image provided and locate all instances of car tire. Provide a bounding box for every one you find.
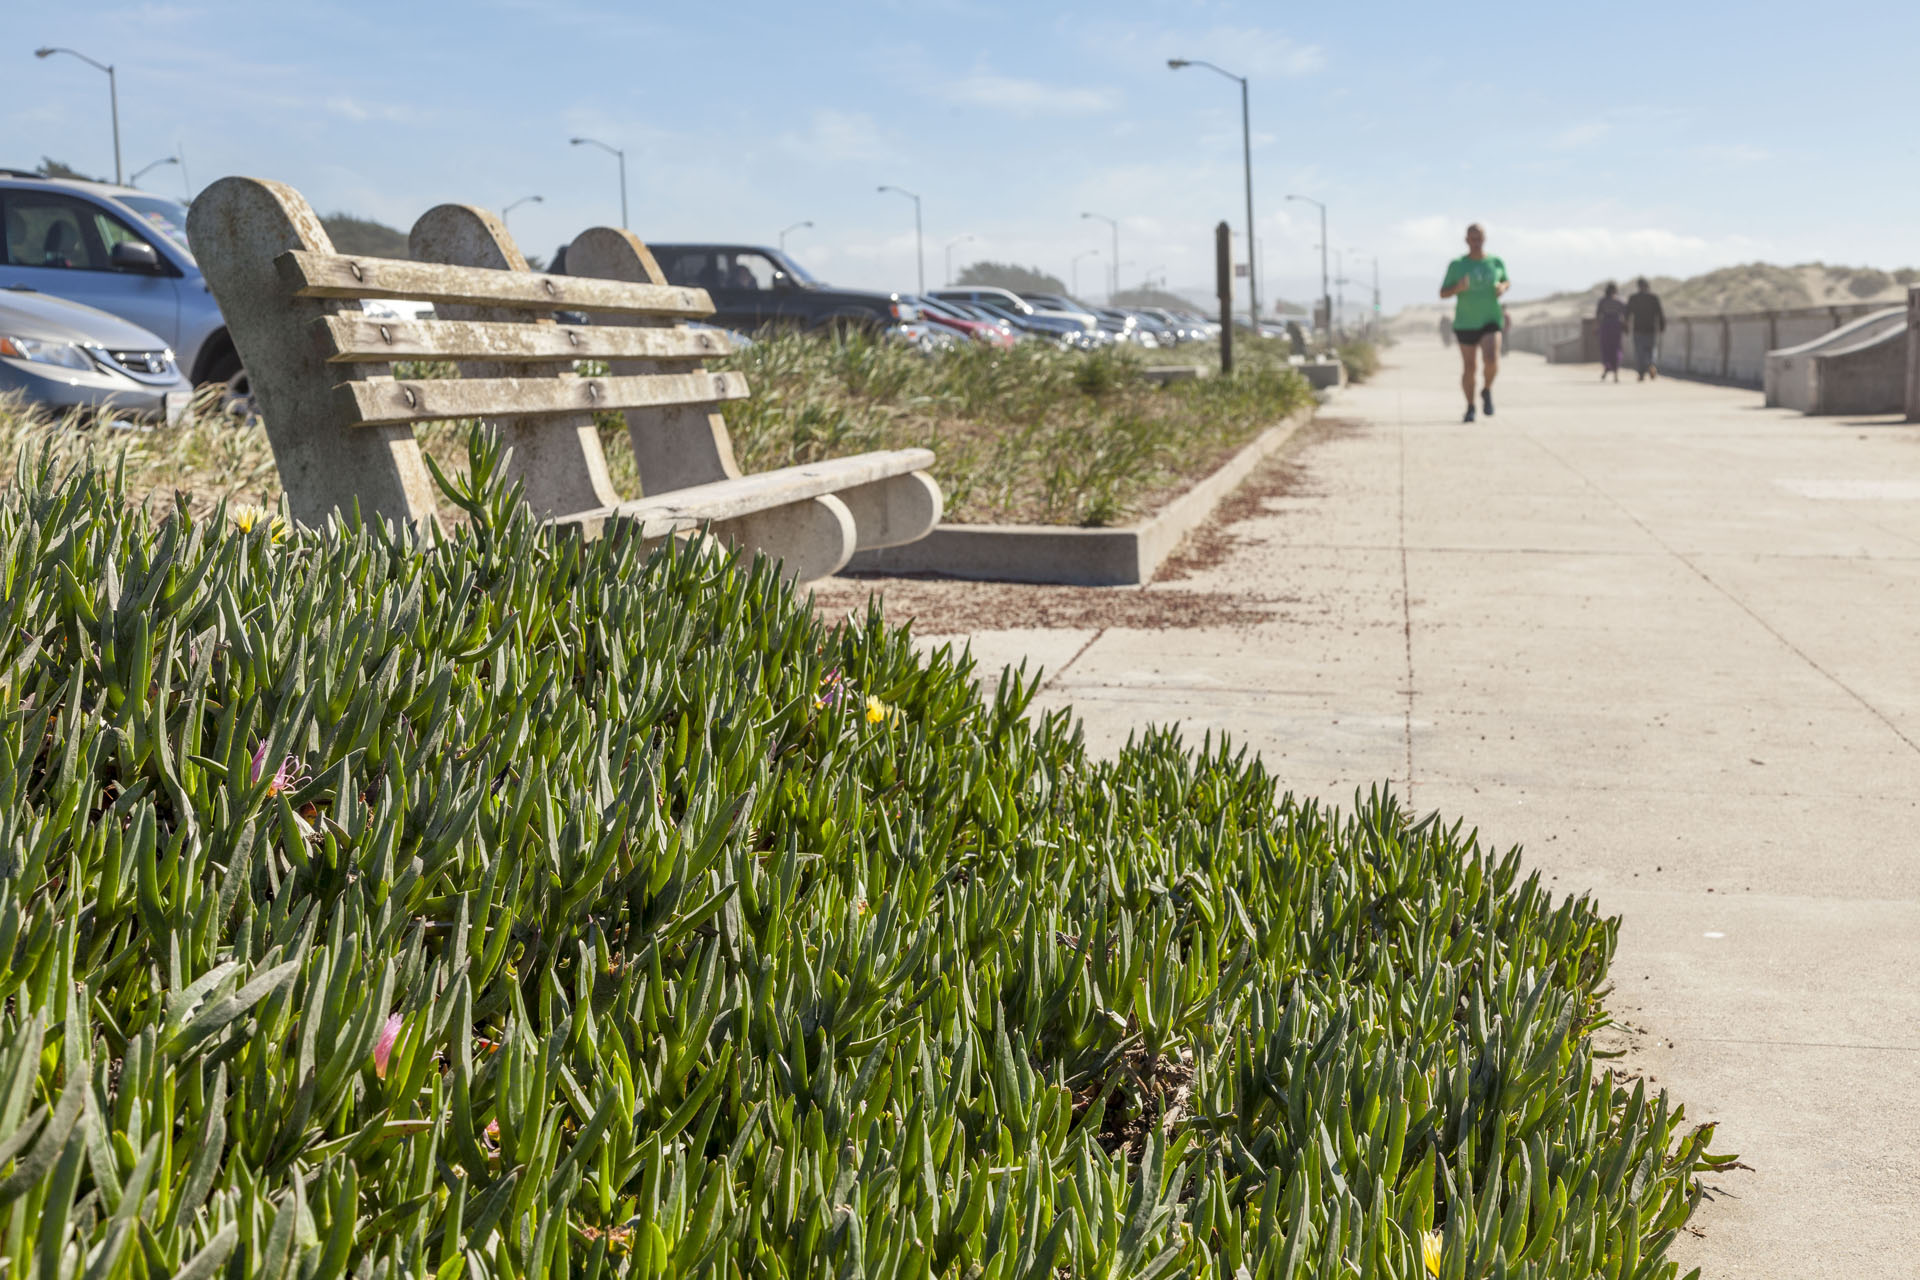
[198,345,256,421]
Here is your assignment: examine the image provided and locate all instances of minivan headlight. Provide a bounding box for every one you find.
[0,336,94,370]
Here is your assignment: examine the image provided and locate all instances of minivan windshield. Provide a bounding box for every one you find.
[116,196,195,260]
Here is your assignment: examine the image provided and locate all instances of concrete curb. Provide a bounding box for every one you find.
[844,403,1315,586]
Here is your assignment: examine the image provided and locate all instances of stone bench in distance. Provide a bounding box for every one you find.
[187,177,941,582]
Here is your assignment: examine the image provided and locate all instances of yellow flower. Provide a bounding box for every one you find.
[231,503,287,542]
[865,695,895,725]
[1422,1229,1443,1278]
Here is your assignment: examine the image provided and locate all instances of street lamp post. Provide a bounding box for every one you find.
[1286,193,1330,339]
[1344,247,1371,336]
[129,156,178,188]
[1168,59,1257,332]
[501,195,543,236]
[876,186,924,294]
[944,233,975,286]
[570,137,627,228]
[35,47,120,184]
[779,220,814,253]
[1072,249,1101,299]
[1080,212,1119,302]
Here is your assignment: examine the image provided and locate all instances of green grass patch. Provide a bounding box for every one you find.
[0,439,1724,1277]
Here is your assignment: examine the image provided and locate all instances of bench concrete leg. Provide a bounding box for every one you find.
[838,471,943,550]
[710,495,856,583]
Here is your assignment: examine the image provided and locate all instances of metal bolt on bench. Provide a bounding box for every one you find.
[187,177,941,581]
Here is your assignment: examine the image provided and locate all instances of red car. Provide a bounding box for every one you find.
[913,294,1016,348]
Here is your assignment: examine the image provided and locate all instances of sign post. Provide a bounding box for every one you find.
[1216,220,1233,376]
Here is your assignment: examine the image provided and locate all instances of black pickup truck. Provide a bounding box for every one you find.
[553,242,914,334]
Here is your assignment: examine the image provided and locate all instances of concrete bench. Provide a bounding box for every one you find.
[186,177,941,581]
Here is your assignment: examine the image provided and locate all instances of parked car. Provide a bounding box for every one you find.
[912,294,1015,348]
[0,288,189,422]
[931,286,1096,334]
[555,241,916,335]
[0,169,239,395]
[1018,292,1107,333]
[958,299,1099,349]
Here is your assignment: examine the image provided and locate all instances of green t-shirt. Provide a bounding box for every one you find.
[1443,255,1508,329]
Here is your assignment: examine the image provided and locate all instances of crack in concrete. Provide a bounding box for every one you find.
[1397,389,1417,795]
[1523,432,1920,759]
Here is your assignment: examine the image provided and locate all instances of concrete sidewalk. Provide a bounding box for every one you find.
[923,343,1920,1277]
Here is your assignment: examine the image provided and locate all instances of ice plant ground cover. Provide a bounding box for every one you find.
[0,440,1727,1278]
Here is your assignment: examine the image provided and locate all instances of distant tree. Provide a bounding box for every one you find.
[37,157,102,182]
[1112,286,1205,312]
[955,261,1066,294]
[320,213,411,258]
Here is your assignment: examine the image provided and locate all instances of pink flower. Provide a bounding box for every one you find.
[373,1013,404,1078]
[249,740,308,797]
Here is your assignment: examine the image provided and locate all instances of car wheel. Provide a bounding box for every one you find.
[219,367,256,421]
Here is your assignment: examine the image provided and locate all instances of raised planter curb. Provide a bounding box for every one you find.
[844,403,1315,586]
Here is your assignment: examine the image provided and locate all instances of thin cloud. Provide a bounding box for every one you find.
[948,73,1119,116]
[1081,22,1326,77]
[1550,121,1610,150]
[777,109,895,164]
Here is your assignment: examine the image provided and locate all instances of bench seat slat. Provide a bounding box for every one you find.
[279,250,714,317]
[322,316,732,363]
[339,371,749,427]
[602,450,937,538]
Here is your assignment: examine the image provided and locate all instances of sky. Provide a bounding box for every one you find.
[10,0,1920,316]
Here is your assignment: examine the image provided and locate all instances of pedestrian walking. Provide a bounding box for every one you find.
[1626,277,1665,380]
[1440,223,1510,422]
[1595,282,1627,381]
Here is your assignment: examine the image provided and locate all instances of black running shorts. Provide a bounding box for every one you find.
[1454,322,1501,345]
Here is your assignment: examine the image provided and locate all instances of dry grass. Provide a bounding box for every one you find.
[0,332,1313,528]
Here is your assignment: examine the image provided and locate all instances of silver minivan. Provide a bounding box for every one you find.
[0,169,239,395]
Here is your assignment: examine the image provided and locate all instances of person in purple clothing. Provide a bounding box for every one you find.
[1595,282,1627,381]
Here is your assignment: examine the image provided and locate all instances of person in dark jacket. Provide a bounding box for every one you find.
[1625,278,1665,380]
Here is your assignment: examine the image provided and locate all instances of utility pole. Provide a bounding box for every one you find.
[1169,60,1258,333]
[36,47,121,184]
[1072,249,1101,299]
[1286,194,1330,340]
[779,220,814,253]
[877,186,924,294]
[501,194,543,236]
[570,137,627,228]
[944,233,975,286]
[1081,212,1119,302]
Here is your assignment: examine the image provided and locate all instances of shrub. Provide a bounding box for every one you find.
[1337,338,1382,384]
[0,439,1723,1277]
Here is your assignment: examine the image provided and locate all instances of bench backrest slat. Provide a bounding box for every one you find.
[338,371,749,427]
[321,316,730,364]
[276,250,714,317]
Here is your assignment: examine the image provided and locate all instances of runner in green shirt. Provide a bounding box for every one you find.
[1439,223,1510,422]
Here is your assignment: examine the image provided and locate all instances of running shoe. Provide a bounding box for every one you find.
[1463,404,1476,423]
[1481,388,1495,416]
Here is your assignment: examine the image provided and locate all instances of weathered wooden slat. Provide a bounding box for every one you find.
[597,450,935,536]
[321,315,731,363]
[338,370,750,427]
[277,251,715,317]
